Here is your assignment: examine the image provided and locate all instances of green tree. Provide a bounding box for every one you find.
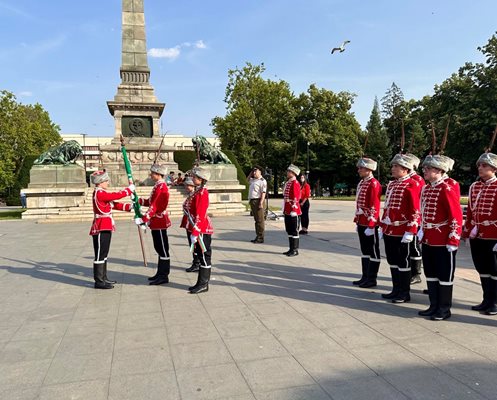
[381,82,407,152]
[364,97,391,184]
[212,63,299,192]
[0,90,61,193]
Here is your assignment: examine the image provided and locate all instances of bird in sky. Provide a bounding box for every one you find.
[331,40,350,54]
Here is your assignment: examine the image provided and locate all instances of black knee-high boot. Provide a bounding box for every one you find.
[360,260,380,288]
[94,263,113,289]
[189,267,211,294]
[392,270,411,303]
[484,279,497,315]
[431,285,453,320]
[103,261,117,284]
[287,238,299,257]
[471,277,491,311]
[382,267,400,299]
[282,238,293,255]
[150,258,170,285]
[418,281,439,316]
[353,257,369,285]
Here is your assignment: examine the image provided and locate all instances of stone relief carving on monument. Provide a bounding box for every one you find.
[192,136,232,164]
[34,140,83,165]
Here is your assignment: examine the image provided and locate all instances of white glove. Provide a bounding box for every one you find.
[446,245,458,252]
[364,228,375,237]
[469,226,478,239]
[401,232,414,243]
[128,184,136,192]
[130,193,138,201]
[134,217,144,225]
[290,211,298,217]
[378,227,384,240]
[417,229,424,241]
[355,225,358,233]
[492,243,497,252]
[190,234,198,244]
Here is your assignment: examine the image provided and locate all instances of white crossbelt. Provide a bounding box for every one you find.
[423,220,448,229]
[381,219,407,226]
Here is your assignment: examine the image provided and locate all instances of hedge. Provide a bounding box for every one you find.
[223,149,249,200]
[3,154,39,206]
[173,150,197,173]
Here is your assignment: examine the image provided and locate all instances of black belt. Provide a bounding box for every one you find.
[249,198,261,201]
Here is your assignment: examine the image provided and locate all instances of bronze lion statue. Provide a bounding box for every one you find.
[192,136,232,164]
[34,140,83,165]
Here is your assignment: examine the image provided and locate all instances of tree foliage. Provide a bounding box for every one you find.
[0,90,61,193]
[364,97,390,183]
[212,63,362,192]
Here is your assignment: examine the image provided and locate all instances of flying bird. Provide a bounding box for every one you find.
[331,40,350,54]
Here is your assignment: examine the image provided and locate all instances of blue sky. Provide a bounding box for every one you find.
[1,0,496,138]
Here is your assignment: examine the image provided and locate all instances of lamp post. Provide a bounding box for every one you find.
[81,133,87,172]
[306,141,310,179]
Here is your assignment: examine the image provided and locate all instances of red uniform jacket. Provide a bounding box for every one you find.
[181,187,213,236]
[381,175,421,236]
[354,175,382,228]
[463,177,497,240]
[89,187,132,235]
[139,180,171,230]
[180,191,194,231]
[283,178,302,215]
[420,176,462,246]
[409,172,426,197]
[300,183,311,203]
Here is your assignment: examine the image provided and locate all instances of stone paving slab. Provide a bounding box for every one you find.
[0,200,497,400]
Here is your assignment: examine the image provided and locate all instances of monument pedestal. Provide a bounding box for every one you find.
[100,140,178,186]
[22,165,88,219]
[203,164,246,215]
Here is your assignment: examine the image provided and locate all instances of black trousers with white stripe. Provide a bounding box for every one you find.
[151,229,170,261]
[357,225,381,261]
[92,231,112,264]
[384,235,410,272]
[469,238,497,278]
[422,244,456,285]
[284,215,300,238]
[194,234,212,268]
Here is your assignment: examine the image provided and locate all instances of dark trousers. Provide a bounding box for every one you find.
[284,214,300,237]
[249,199,265,240]
[384,235,410,272]
[92,231,112,263]
[422,244,456,284]
[470,238,497,278]
[151,229,170,261]
[194,234,212,268]
[300,200,310,230]
[187,230,200,264]
[357,225,381,261]
[409,235,423,275]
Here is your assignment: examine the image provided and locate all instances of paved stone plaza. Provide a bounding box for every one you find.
[1,200,497,400]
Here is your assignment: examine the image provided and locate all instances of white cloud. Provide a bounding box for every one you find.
[148,40,207,61]
[195,40,207,49]
[148,46,181,60]
[18,91,33,97]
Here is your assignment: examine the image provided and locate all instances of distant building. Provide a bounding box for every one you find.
[61,133,220,171]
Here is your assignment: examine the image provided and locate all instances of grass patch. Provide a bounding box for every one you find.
[0,210,24,220]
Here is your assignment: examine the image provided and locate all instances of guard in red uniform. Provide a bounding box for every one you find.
[180,177,201,273]
[89,170,134,289]
[406,154,425,285]
[135,164,172,285]
[418,155,462,320]
[299,174,311,235]
[354,157,382,288]
[283,164,302,257]
[380,154,421,303]
[187,167,214,294]
[462,152,497,316]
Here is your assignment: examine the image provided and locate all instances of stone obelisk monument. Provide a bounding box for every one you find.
[100,0,177,186]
